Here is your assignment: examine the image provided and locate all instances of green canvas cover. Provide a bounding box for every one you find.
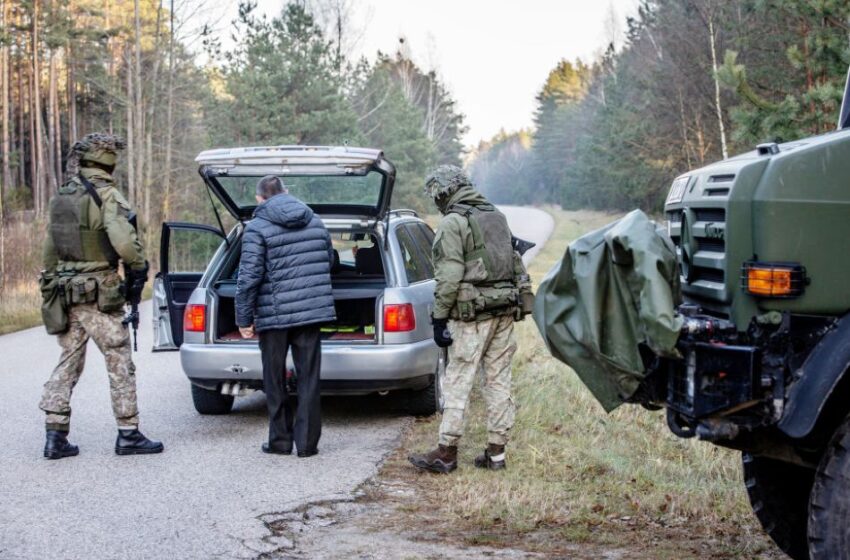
[533,210,684,412]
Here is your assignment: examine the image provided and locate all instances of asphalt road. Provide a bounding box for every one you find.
[0,206,555,560]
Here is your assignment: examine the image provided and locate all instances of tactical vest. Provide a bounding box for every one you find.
[447,203,518,321]
[49,178,119,266]
[448,202,515,284]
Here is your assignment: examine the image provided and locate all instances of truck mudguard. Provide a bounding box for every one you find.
[779,312,850,439]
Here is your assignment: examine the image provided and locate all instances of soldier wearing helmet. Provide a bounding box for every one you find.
[39,133,163,459]
[408,165,523,474]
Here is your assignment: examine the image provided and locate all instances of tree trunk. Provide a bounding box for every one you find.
[67,38,77,149]
[32,0,47,215]
[47,48,59,188]
[1,0,11,198]
[133,0,143,208]
[125,45,135,205]
[163,0,175,222]
[708,16,728,160]
[143,1,164,247]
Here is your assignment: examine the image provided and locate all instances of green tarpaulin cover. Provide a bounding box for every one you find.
[533,210,683,412]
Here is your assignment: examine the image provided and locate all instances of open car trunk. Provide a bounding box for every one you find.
[213,232,386,343]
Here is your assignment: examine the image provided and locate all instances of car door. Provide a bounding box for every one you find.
[152,222,225,351]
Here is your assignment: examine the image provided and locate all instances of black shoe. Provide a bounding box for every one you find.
[115,429,164,455]
[474,444,506,471]
[262,443,292,455]
[44,430,79,460]
[297,448,318,458]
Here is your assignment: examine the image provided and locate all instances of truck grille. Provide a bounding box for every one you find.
[667,206,728,302]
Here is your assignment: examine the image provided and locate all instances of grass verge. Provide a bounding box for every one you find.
[0,283,42,335]
[381,207,781,558]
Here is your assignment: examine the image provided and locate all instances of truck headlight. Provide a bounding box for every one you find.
[742,262,806,298]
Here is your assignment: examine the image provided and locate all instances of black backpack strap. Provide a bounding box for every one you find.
[78,174,103,208]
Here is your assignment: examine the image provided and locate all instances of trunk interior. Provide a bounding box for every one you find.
[213,232,385,343]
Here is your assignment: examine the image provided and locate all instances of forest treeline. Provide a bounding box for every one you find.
[0,0,465,290]
[470,0,850,211]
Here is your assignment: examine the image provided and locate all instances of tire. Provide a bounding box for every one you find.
[808,416,850,559]
[405,349,446,417]
[191,383,234,415]
[743,452,813,560]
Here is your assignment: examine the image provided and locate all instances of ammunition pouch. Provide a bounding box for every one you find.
[451,281,519,322]
[56,271,125,313]
[97,271,127,313]
[39,272,68,335]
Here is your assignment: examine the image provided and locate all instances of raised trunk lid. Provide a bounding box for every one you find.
[196,146,396,220]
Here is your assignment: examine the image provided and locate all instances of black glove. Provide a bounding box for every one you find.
[124,261,150,305]
[432,317,453,348]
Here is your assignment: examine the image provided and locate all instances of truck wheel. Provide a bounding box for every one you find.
[191,383,234,415]
[404,349,446,417]
[743,453,813,560]
[808,416,850,559]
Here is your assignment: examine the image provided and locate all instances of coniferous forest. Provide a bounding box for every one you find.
[2,0,850,304]
[471,0,850,211]
[0,0,464,295]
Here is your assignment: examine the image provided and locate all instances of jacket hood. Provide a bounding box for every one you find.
[438,185,489,214]
[254,194,313,228]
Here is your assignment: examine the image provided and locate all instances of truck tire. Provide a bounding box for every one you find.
[743,453,813,560]
[808,416,850,559]
[191,383,234,415]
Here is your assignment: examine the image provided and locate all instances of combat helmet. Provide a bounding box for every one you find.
[66,133,126,176]
[424,165,473,200]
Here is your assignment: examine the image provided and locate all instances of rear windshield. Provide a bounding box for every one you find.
[215,172,383,209]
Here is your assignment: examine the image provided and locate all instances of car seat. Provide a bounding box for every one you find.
[355,245,383,275]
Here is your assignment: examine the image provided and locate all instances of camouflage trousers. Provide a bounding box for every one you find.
[40,303,139,430]
[438,315,517,447]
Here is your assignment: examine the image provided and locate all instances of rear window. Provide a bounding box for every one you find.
[215,172,383,209]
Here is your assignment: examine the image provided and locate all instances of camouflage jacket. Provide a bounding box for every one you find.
[43,167,146,275]
[432,186,495,320]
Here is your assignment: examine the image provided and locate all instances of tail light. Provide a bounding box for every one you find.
[384,303,416,332]
[184,304,207,332]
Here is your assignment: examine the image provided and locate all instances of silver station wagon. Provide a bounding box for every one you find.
[152,146,444,416]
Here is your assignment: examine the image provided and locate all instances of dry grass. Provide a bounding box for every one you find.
[383,207,781,558]
[0,282,42,335]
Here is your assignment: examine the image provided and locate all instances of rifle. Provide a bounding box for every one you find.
[512,235,536,256]
[122,263,141,352]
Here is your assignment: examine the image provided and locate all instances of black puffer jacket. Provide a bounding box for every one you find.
[235,194,336,332]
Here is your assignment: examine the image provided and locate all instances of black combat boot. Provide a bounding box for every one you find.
[44,429,79,460]
[115,429,164,455]
[474,444,506,470]
[408,444,458,473]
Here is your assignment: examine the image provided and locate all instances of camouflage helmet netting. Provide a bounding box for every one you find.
[66,133,127,176]
[423,164,473,199]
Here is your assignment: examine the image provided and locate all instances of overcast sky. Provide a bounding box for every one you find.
[231,1,640,147]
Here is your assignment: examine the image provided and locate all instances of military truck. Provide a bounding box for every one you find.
[537,73,850,559]
[646,75,850,559]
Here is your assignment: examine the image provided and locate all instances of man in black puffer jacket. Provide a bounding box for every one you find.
[236,176,336,457]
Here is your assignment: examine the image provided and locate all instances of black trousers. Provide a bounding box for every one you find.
[258,326,322,453]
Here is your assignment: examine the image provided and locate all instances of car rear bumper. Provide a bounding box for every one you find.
[180,338,439,393]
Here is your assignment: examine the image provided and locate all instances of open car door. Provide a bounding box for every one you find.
[152,222,225,351]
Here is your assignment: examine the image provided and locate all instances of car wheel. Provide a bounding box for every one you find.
[809,415,850,559]
[743,452,813,560]
[191,383,235,415]
[405,349,446,417]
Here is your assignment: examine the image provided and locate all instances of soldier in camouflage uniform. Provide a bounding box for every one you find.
[409,165,520,474]
[39,133,163,459]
